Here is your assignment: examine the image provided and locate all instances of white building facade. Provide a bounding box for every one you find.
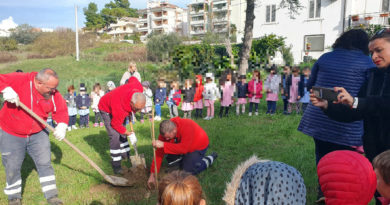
[138,1,188,42]
[188,0,231,37]
[234,0,390,64]
[106,17,138,39]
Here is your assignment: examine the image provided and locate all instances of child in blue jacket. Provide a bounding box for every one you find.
[76,83,91,128]
[154,79,166,121]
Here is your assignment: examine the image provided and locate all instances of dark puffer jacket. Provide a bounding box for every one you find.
[236,82,248,98]
[182,87,195,103]
[324,67,390,161]
[298,49,375,146]
[154,87,166,105]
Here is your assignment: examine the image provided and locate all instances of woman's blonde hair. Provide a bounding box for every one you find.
[159,171,203,205]
[128,62,137,71]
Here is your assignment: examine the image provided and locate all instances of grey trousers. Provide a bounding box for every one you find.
[0,129,58,200]
[169,105,178,118]
[101,111,130,168]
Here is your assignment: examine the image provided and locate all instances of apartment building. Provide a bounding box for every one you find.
[106,17,138,39]
[138,1,188,42]
[246,0,390,63]
[188,0,231,37]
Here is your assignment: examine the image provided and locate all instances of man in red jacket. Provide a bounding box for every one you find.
[0,68,68,205]
[147,117,217,188]
[98,77,145,174]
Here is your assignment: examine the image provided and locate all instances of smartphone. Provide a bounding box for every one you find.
[312,86,338,102]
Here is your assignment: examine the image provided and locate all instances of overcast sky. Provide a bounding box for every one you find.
[0,0,191,29]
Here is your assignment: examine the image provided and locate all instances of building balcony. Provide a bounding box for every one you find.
[189,0,205,5]
[214,28,228,33]
[190,30,206,35]
[348,14,390,30]
[190,10,205,15]
[213,17,228,23]
[107,30,136,35]
[138,26,148,31]
[153,24,169,30]
[213,6,228,12]
[139,18,147,23]
[213,0,227,5]
[190,19,205,25]
[152,15,168,21]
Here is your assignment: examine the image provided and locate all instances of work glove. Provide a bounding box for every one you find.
[128,133,137,145]
[53,123,67,141]
[2,87,19,106]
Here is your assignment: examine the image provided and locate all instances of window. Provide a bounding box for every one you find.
[309,0,321,18]
[383,0,390,11]
[266,4,276,23]
[304,34,325,52]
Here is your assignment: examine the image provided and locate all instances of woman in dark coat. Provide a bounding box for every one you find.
[297,29,376,202]
[312,29,390,204]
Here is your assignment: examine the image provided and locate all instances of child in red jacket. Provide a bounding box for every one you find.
[248,70,262,116]
[193,75,204,119]
[167,81,181,118]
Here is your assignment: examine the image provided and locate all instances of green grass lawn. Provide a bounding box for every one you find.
[0,103,319,204]
[0,50,375,204]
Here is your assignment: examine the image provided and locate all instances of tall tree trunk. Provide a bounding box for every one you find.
[225,38,235,68]
[239,0,255,75]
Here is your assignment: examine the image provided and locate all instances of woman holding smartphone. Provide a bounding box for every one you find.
[297,29,375,203]
[312,29,390,205]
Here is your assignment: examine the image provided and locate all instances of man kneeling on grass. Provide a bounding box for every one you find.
[147,117,217,188]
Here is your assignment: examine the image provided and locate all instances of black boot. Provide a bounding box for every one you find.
[8,198,21,205]
[47,196,63,205]
[219,107,224,118]
[113,165,123,175]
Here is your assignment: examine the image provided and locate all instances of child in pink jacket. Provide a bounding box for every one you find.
[219,70,235,118]
[248,70,262,116]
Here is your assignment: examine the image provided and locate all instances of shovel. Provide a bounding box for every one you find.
[19,102,132,187]
[128,118,146,168]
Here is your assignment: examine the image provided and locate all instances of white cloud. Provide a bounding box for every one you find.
[0,16,18,37]
[0,16,18,30]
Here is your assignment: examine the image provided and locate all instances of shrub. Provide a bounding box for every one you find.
[104,52,132,62]
[104,46,147,62]
[146,33,182,62]
[100,33,111,40]
[10,24,40,44]
[0,38,18,51]
[31,29,97,56]
[0,52,18,63]
[27,54,56,59]
[281,45,294,66]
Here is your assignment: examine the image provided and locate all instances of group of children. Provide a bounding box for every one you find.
[64,81,116,131]
[147,65,311,121]
[62,66,312,128]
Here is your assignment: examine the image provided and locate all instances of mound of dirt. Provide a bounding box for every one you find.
[89,165,155,203]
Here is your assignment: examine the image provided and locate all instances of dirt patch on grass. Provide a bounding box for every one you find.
[89,165,155,203]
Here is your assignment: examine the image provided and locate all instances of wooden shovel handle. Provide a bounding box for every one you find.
[151,108,158,189]
[18,102,111,180]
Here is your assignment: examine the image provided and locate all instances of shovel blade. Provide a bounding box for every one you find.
[104,175,134,187]
[130,154,146,168]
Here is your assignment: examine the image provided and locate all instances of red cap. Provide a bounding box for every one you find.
[317,150,376,205]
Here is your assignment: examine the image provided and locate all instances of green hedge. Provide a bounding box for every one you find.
[168,34,286,80]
